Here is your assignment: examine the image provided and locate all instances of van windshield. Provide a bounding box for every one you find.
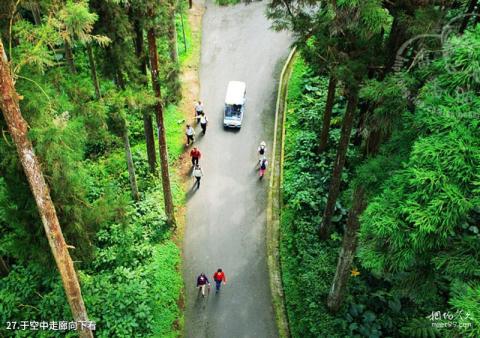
[225,104,241,118]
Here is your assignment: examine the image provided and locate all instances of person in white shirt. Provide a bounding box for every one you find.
[257,141,267,164]
[192,164,204,188]
[194,101,203,123]
[186,124,195,146]
[200,113,208,135]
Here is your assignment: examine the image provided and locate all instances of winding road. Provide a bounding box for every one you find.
[183,1,291,337]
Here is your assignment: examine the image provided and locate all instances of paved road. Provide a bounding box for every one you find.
[183,1,291,337]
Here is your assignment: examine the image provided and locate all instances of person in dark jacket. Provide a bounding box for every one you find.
[196,273,210,297]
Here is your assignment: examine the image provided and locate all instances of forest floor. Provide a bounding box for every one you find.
[182,1,291,337]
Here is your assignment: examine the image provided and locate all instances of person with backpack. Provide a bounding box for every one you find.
[194,101,204,123]
[196,273,210,297]
[192,164,204,188]
[213,268,227,293]
[200,112,208,135]
[185,124,195,146]
[190,147,201,166]
[259,158,268,179]
[257,141,267,165]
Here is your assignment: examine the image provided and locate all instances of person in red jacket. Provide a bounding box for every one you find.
[213,268,227,293]
[190,147,201,166]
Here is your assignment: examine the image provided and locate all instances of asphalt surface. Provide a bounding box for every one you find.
[183,1,291,337]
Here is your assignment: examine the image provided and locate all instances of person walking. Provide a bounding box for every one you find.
[200,113,208,135]
[257,141,267,165]
[259,158,268,179]
[185,124,195,146]
[213,268,227,293]
[190,147,201,166]
[196,273,210,297]
[194,101,203,123]
[192,164,203,188]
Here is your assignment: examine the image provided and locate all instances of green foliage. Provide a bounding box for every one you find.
[282,26,480,336]
[281,57,353,337]
[0,0,188,336]
[450,282,480,337]
[215,0,241,6]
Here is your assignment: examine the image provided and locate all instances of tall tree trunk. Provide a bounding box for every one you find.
[116,70,126,90]
[133,17,148,78]
[30,2,42,25]
[319,87,359,239]
[64,40,76,74]
[0,256,9,276]
[384,15,408,75]
[133,16,156,173]
[459,0,478,33]
[123,128,140,201]
[167,0,179,66]
[319,75,337,152]
[166,0,181,101]
[327,186,366,313]
[86,43,101,99]
[0,39,92,338]
[143,112,157,173]
[147,26,176,228]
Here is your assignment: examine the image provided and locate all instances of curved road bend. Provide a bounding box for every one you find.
[183,1,291,337]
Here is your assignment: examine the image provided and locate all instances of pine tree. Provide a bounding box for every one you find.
[0,37,93,338]
[130,5,157,173]
[320,85,359,239]
[318,75,337,152]
[327,186,366,312]
[147,4,176,227]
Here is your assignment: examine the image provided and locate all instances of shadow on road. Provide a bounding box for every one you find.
[186,182,199,201]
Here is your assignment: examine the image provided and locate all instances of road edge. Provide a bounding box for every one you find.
[267,46,297,338]
[174,0,206,336]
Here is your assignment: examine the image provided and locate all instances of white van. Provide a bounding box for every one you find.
[223,81,246,128]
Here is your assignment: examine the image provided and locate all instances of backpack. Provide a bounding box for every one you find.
[260,160,267,170]
[259,146,265,155]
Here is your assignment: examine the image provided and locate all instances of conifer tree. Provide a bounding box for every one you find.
[130,5,157,173]
[317,0,389,239]
[0,37,93,338]
[147,3,176,227]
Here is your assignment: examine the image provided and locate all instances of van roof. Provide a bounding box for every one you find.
[225,81,246,105]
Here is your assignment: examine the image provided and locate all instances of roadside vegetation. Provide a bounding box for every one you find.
[0,1,194,336]
[274,1,480,337]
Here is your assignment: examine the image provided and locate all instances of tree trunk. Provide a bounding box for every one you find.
[143,112,157,173]
[133,17,148,79]
[86,43,101,99]
[133,16,156,173]
[319,87,359,239]
[0,256,9,277]
[147,26,176,228]
[30,2,42,25]
[116,70,126,90]
[167,0,179,66]
[384,15,408,75]
[167,0,181,100]
[64,40,76,74]
[327,187,367,313]
[0,39,92,338]
[459,0,478,33]
[123,128,140,201]
[319,75,337,152]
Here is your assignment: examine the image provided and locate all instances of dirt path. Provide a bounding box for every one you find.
[182,1,291,337]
